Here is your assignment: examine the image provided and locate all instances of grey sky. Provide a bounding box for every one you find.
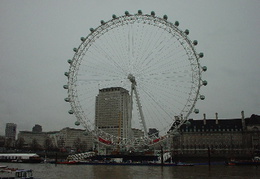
[0,0,259,135]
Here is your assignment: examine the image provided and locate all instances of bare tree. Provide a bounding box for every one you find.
[4,138,13,149]
[44,137,54,151]
[30,139,42,151]
[15,137,25,149]
[73,137,87,153]
[56,138,66,152]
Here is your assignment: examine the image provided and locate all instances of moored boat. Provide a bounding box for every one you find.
[15,169,35,179]
[0,169,39,179]
[56,161,79,164]
[226,160,260,166]
[0,166,19,173]
[226,156,260,166]
[176,162,194,166]
[0,153,43,163]
[54,160,194,166]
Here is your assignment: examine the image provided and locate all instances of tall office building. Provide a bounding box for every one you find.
[95,87,131,139]
[5,123,17,140]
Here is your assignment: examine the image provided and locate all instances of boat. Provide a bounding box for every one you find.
[53,152,194,166]
[175,162,194,166]
[226,160,260,166]
[14,169,35,179]
[0,153,43,163]
[0,166,19,173]
[0,169,38,179]
[56,160,79,165]
[54,160,194,166]
[226,156,260,166]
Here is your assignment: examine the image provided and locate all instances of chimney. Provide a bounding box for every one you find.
[241,111,246,131]
[215,113,219,125]
[203,113,206,125]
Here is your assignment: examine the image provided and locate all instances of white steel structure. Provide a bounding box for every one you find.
[64,10,207,148]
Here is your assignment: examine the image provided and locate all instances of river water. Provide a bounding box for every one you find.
[0,163,259,179]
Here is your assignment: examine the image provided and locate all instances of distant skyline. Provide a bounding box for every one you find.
[0,0,259,135]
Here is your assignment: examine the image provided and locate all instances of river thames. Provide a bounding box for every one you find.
[1,163,260,179]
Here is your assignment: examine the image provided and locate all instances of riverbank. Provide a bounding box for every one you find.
[1,163,260,179]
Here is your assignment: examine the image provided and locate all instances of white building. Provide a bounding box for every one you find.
[18,128,93,152]
[95,87,131,139]
[57,127,93,151]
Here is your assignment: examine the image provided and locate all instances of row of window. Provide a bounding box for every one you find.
[181,128,242,132]
[179,144,244,149]
[0,156,22,160]
[98,126,119,129]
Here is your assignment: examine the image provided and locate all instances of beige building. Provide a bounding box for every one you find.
[18,128,93,152]
[57,128,93,152]
[18,131,48,149]
[171,113,260,158]
[95,87,131,139]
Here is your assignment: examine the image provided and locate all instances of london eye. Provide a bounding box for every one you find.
[64,10,207,148]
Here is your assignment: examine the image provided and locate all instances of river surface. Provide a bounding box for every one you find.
[0,163,259,179]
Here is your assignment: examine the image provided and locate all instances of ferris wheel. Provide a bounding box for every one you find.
[64,10,207,148]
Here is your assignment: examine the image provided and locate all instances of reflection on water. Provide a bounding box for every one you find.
[0,163,259,179]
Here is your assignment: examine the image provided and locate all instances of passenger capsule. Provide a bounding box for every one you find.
[80,37,85,41]
[63,85,68,89]
[184,29,189,35]
[90,28,94,32]
[185,121,191,126]
[174,21,179,26]
[163,15,168,20]
[75,121,80,126]
[68,110,74,114]
[64,97,70,102]
[202,66,207,72]
[112,14,117,19]
[194,109,199,114]
[83,131,89,136]
[151,11,155,16]
[200,95,205,100]
[173,131,181,137]
[125,11,129,15]
[100,20,105,25]
[199,52,204,58]
[202,80,208,86]
[64,72,69,77]
[193,40,198,46]
[67,59,72,64]
[138,10,142,15]
[73,48,78,52]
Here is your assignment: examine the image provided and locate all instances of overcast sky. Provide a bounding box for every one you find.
[0,0,259,135]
